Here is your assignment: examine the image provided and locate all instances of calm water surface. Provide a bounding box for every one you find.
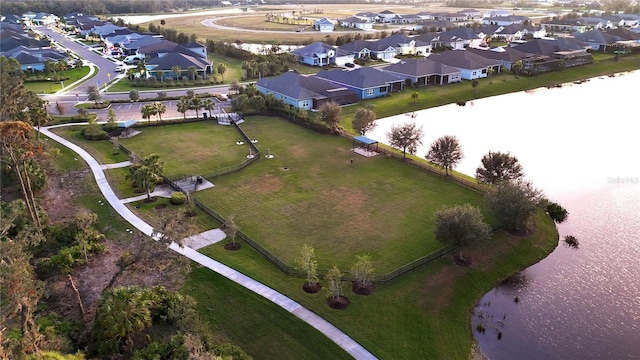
[368,71,640,359]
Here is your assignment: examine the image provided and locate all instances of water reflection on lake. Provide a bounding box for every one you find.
[368,71,640,359]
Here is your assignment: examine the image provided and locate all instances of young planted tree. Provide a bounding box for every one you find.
[351,254,375,295]
[425,135,463,176]
[351,108,377,135]
[217,63,227,81]
[223,214,240,250]
[326,265,344,300]
[434,204,491,262]
[486,180,542,233]
[476,151,524,185]
[512,60,523,78]
[296,244,320,292]
[129,89,140,102]
[318,101,342,130]
[386,122,424,160]
[411,91,419,104]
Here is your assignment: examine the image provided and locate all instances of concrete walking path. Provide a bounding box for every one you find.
[40,124,378,360]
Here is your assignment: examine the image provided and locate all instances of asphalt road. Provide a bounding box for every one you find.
[35,26,232,121]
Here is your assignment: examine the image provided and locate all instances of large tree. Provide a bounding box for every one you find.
[486,180,542,232]
[425,135,463,176]
[318,101,341,129]
[0,56,28,121]
[387,122,424,160]
[476,151,524,185]
[434,204,491,259]
[86,85,101,106]
[351,108,377,135]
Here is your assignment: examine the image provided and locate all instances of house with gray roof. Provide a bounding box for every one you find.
[511,38,592,73]
[376,33,432,55]
[146,52,212,80]
[256,71,357,110]
[291,41,337,66]
[437,27,487,49]
[483,15,529,26]
[381,58,461,86]
[466,46,528,71]
[493,24,547,41]
[339,16,374,31]
[314,17,335,32]
[428,50,503,79]
[316,67,404,99]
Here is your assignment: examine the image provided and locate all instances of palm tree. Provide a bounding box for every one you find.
[176,97,189,120]
[140,104,155,123]
[190,97,202,118]
[188,66,197,81]
[126,154,164,200]
[171,65,182,80]
[203,98,215,118]
[217,63,227,81]
[153,102,166,121]
[156,69,165,82]
[94,286,152,355]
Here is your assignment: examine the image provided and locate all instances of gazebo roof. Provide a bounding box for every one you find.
[354,135,378,145]
[118,120,138,128]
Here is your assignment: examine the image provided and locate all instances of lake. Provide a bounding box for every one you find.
[367,71,640,359]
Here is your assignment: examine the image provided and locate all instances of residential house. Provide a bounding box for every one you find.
[184,42,208,58]
[577,17,608,29]
[466,46,528,71]
[256,71,358,110]
[316,67,404,99]
[416,19,454,32]
[338,39,397,60]
[511,38,593,73]
[572,28,640,51]
[438,27,487,49]
[493,24,547,41]
[378,10,397,23]
[486,10,512,18]
[354,12,379,23]
[30,13,59,26]
[541,19,588,33]
[381,57,461,86]
[2,14,23,24]
[291,41,336,66]
[414,32,445,51]
[146,52,212,80]
[429,50,503,79]
[459,9,482,19]
[483,15,529,26]
[314,17,335,32]
[0,26,69,72]
[613,14,640,27]
[376,33,431,55]
[339,16,374,31]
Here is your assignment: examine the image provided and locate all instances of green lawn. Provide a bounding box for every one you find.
[24,66,91,94]
[118,121,248,180]
[193,116,491,272]
[196,210,558,360]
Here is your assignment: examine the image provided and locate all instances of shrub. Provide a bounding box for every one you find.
[81,125,109,140]
[546,201,569,223]
[170,192,187,205]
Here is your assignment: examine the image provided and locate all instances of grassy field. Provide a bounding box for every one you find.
[195,210,558,359]
[191,116,491,271]
[24,66,91,94]
[117,121,248,179]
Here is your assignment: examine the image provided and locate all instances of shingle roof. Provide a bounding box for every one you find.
[382,57,461,76]
[430,50,503,69]
[291,41,335,57]
[146,52,211,71]
[316,67,404,89]
[257,71,348,100]
[466,46,527,62]
[511,38,586,56]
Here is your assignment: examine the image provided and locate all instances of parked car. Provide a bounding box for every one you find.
[345,63,355,68]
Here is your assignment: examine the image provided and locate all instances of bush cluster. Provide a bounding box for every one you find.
[81,124,109,140]
[170,192,187,205]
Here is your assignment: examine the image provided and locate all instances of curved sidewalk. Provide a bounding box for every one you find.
[40,125,378,360]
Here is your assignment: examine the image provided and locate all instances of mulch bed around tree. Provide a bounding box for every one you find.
[143,197,158,203]
[453,254,472,267]
[327,295,350,310]
[352,281,376,295]
[154,204,167,211]
[184,210,197,217]
[303,282,322,294]
[224,242,242,251]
